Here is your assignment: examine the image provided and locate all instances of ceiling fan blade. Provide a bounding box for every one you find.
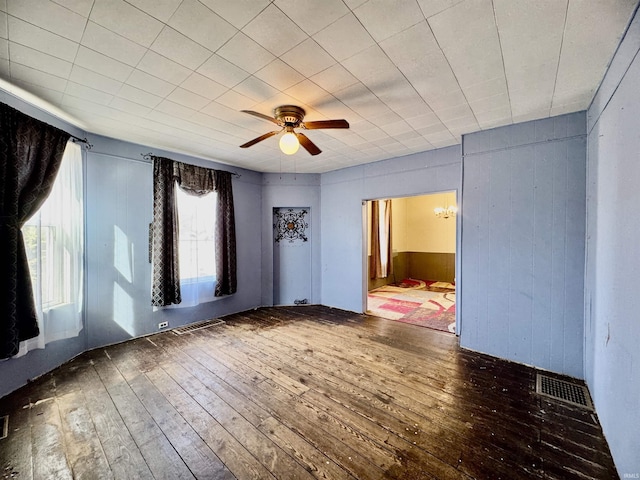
[302,119,349,129]
[296,132,322,156]
[241,110,280,125]
[239,130,281,148]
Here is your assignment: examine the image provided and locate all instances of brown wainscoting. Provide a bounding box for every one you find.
[368,252,454,290]
[367,253,409,291]
[407,252,455,283]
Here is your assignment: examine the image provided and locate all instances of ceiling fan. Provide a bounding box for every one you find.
[239,105,349,156]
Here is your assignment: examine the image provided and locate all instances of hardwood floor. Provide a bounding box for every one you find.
[0,306,618,479]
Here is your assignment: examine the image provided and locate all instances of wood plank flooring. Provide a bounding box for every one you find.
[0,306,618,479]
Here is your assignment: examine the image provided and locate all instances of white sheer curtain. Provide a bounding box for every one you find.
[171,186,217,308]
[17,141,84,356]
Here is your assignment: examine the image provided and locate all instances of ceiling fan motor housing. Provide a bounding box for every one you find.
[274,105,305,126]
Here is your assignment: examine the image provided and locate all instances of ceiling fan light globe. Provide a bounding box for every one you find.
[279,132,300,155]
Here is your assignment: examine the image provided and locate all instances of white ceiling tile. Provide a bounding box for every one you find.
[354,0,424,42]
[475,107,511,128]
[415,122,449,136]
[463,77,507,102]
[12,79,64,103]
[428,90,468,112]
[334,82,393,118]
[180,73,227,100]
[90,0,163,47]
[310,63,358,92]
[75,46,133,82]
[168,0,237,52]
[154,99,197,120]
[109,96,152,116]
[233,76,279,103]
[7,0,87,42]
[380,119,413,136]
[405,111,440,129]
[9,42,72,78]
[197,54,250,88]
[125,0,182,22]
[380,21,461,109]
[166,87,210,110]
[81,21,147,67]
[242,4,307,57]
[274,0,349,36]
[66,81,114,104]
[117,83,163,108]
[215,89,257,110]
[468,92,510,115]
[217,32,275,74]
[313,12,375,62]
[281,38,335,77]
[151,26,213,70]
[343,0,367,10]
[416,0,464,19]
[126,68,175,97]
[10,62,68,91]
[553,0,637,109]
[191,111,245,134]
[51,0,98,17]
[199,0,270,29]
[0,11,6,39]
[0,37,7,59]
[137,50,192,85]
[254,58,305,91]
[285,79,330,105]
[7,16,78,62]
[70,65,122,94]
[429,0,506,89]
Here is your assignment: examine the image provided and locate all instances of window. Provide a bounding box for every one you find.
[174,186,217,306]
[18,141,84,355]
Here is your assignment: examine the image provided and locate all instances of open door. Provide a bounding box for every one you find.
[364,192,458,334]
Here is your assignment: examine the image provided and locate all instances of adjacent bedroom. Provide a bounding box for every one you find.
[366,192,457,334]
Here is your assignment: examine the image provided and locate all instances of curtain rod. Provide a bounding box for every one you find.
[141,153,242,178]
[69,134,93,150]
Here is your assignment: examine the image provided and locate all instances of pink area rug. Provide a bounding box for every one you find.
[367,281,456,333]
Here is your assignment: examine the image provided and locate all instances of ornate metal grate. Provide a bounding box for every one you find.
[0,415,8,440]
[172,319,224,335]
[536,374,593,409]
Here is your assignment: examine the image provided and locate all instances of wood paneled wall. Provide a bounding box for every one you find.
[460,112,586,378]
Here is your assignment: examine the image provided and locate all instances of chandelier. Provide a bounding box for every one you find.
[434,193,457,219]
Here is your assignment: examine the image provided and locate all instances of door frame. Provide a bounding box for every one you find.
[362,190,461,336]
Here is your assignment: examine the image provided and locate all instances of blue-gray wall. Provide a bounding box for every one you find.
[85,135,263,349]
[320,146,462,313]
[585,5,640,475]
[460,113,586,378]
[0,95,264,397]
[261,174,321,306]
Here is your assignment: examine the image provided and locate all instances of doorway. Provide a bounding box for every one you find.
[365,192,458,334]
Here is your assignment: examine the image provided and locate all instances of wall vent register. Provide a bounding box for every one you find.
[536,373,593,410]
[172,319,225,335]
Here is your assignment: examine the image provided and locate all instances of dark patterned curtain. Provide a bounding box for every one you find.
[151,157,236,306]
[0,102,70,358]
[213,170,237,296]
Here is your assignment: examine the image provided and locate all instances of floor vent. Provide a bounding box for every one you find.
[0,415,8,440]
[172,319,225,335]
[536,374,593,409]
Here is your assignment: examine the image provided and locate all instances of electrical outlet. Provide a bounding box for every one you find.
[158,321,168,329]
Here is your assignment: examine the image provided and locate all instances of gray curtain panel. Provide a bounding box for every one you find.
[0,102,70,358]
[151,156,237,307]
